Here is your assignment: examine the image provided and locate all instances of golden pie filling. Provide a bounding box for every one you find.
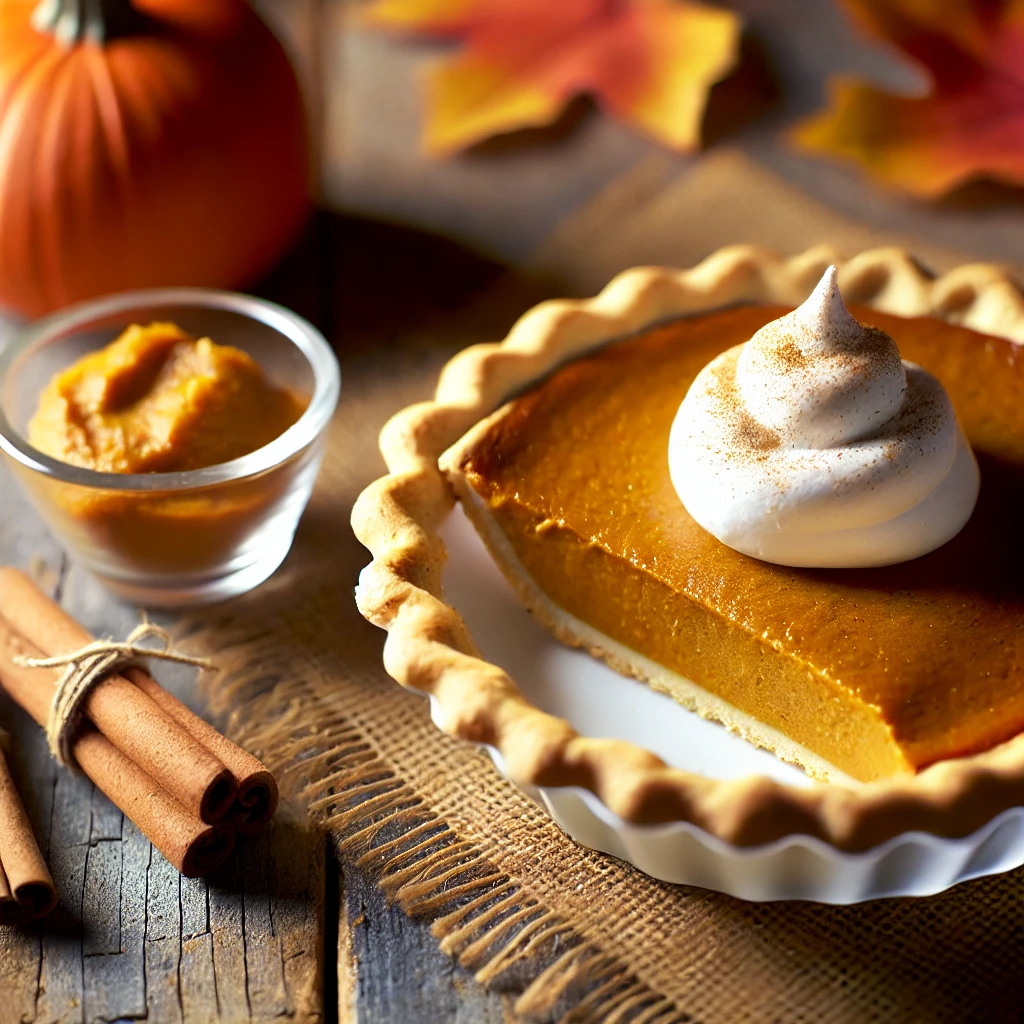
[450,306,1024,783]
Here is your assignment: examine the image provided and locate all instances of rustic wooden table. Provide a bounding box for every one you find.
[3,4,1023,1018]
[0,215,522,1024]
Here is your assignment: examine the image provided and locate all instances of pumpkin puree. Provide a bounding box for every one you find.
[29,322,305,472]
[22,322,309,575]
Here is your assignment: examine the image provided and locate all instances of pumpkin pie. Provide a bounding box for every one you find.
[352,247,1024,850]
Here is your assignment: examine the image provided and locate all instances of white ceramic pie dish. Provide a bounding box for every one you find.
[353,247,1024,903]
[437,503,1024,904]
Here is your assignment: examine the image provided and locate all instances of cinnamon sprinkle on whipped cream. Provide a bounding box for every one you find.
[668,266,980,568]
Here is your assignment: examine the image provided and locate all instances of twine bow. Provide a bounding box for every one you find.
[14,618,212,768]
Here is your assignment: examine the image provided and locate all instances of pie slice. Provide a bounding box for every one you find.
[353,246,1024,849]
[441,304,1024,784]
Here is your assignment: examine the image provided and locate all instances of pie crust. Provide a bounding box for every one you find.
[352,245,1024,851]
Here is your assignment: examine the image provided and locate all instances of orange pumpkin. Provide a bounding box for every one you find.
[0,0,309,317]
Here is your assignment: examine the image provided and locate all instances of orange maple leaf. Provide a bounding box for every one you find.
[365,0,741,155]
[792,0,1024,196]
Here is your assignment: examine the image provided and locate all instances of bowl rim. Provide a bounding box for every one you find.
[0,287,340,491]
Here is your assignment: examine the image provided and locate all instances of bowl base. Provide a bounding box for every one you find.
[85,535,294,608]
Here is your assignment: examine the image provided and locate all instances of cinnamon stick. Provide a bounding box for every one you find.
[0,742,56,925]
[127,670,278,833]
[0,569,235,824]
[0,624,233,877]
[0,864,10,913]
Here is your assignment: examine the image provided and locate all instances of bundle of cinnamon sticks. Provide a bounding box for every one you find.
[0,568,278,883]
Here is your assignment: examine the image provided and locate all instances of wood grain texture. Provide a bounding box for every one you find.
[0,486,327,1024]
[3,0,1024,1016]
[340,857,516,1024]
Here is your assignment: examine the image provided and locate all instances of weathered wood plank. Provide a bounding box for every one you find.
[341,850,512,1024]
[179,931,219,1021]
[272,822,325,1021]
[179,873,217,1019]
[145,851,183,1023]
[82,818,147,1024]
[88,787,122,845]
[243,832,291,1020]
[180,875,207,940]
[81,840,119,957]
[0,928,40,1024]
[34,762,91,1024]
[209,853,251,1021]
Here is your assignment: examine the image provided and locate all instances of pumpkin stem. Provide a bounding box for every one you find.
[32,0,150,45]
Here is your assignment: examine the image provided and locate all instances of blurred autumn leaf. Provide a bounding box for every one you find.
[792,0,1024,196]
[364,0,741,155]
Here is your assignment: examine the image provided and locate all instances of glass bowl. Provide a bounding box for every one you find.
[0,288,340,607]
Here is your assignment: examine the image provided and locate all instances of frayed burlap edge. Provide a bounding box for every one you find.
[185,624,693,1024]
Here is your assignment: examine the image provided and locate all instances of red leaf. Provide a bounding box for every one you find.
[792,0,1024,196]
[366,0,741,155]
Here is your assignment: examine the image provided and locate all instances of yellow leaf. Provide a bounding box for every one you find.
[424,55,564,155]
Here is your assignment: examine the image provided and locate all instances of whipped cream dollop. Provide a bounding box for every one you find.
[668,266,979,567]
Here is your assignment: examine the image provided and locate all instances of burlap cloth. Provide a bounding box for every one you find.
[192,152,1024,1024]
